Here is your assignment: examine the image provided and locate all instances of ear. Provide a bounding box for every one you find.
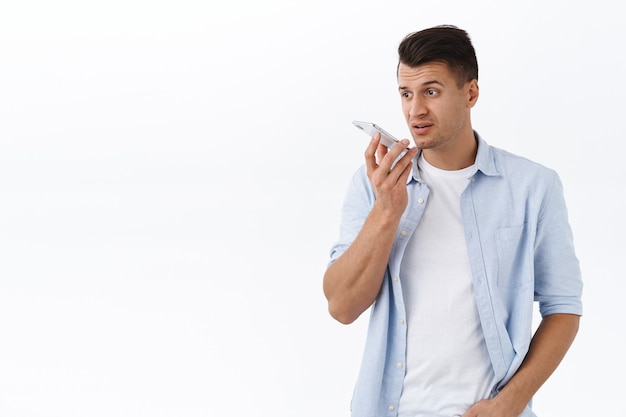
[467,79,479,108]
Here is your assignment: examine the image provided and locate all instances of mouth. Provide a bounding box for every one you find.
[412,122,433,133]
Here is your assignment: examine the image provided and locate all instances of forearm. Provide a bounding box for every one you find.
[323,205,401,324]
[495,313,580,413]
[325,136,416,324]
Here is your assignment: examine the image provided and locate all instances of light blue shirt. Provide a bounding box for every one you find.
[328,133,583,417]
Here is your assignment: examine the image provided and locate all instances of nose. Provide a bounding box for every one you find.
[409,96,427,119]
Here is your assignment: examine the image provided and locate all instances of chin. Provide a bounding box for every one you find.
[413,139,433,149]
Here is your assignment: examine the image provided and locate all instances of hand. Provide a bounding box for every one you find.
[365,133,418,217]
[461,397,522,417]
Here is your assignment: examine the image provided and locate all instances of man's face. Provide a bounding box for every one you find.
[397,62,478,152]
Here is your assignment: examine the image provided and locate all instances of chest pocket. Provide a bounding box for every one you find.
[495,224,531,288]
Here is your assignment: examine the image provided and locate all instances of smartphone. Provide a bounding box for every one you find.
[352,120,400,149]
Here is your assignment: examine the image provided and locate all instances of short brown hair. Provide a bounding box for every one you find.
[398,25,478,87]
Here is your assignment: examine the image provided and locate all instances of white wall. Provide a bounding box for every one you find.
[1,1,623,416]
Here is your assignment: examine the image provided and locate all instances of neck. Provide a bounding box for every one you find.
[422,131,477,170]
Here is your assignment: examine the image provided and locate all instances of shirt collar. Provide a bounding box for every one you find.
[409,130,500,184]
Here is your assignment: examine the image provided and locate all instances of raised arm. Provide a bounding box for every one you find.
[323,135,418,324]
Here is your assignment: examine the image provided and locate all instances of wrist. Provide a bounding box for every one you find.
[369,201,405,226]
[493,384,532,416]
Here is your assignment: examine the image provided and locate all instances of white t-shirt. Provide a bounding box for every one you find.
[398,155,497,417]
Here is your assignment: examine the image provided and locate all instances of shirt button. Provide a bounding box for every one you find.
[393,276,399,282]
[417,198,424,204]
[388,405,395,411]
[397,362,403,369]
[400,230,407,237]
[400,319,405,325]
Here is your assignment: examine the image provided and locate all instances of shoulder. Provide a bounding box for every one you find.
[485,141,560,183]
[340,164,376,206]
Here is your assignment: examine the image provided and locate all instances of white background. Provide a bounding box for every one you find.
[1,1,624,416]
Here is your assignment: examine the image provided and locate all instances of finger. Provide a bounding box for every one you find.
[377,139,412,172]
[382,147,417,186]
[392,146,418,177]
[364,133,381,174]
[388,147,417,185]
[375,141,389,164]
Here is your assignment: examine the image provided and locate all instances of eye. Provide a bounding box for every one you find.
[401,91,412,99]
[426,89,438,96]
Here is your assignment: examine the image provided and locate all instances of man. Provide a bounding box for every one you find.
[323,25,583,417]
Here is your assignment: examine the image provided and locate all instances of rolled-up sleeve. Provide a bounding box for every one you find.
[328,165,376,265]
[533,170,583,316]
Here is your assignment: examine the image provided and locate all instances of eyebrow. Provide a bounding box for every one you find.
[398,80,444,91]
